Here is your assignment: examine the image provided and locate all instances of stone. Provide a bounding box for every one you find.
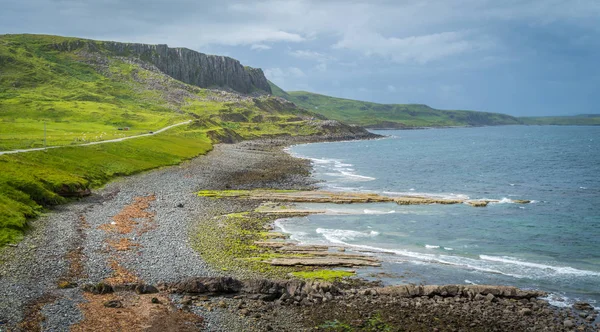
[171,277,243,294]
[564,320,575,328]
[135,284,159,294]
[573,302,594,311]
[151,297,160,304]
[520,308,532,316]
[485,293,495,302]
[82,282,113,294]
[103,300,123,308]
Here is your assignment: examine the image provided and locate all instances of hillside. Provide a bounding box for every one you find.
[0,34,373,246]
[519,114,600,126]
[269,81,521,128]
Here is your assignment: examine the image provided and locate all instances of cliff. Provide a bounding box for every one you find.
[49,38,271,94]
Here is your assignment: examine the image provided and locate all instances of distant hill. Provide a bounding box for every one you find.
[519,115,600,126]
[269,81,521,128]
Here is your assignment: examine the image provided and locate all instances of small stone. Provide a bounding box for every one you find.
[103,300,123,308]
[485,293,495,302]
[151,297,160,304]
[520,308,532,316]
[563,319,575,328]
[239,309,249,316]
[217,300,227,308]
[177,203,184,208]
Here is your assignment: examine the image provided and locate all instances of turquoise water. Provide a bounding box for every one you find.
[281,126,600,307]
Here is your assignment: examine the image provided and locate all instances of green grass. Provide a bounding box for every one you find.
[0,34,333,247]
[291,270,355,281]
[0,128,213,246]
[269,81,522,128]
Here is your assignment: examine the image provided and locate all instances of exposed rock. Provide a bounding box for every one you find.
[467,201,489,207]
[564,319,575,328]
[204,190,532,207]
[103,300,123,308]
[81,283,113,294]
[57,185,91,198]
[573,302,594,311]
[374,284,546,299]
[49,39,271,94]
[170,277,243,294]
[134,283,158,294]
[265,257,381,267]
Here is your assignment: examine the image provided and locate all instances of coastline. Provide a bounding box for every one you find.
[0,134,598,331]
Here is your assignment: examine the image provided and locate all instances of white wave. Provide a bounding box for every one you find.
[444,247,454,251]
[479,255,600,277]
[382,191,470,200]
[580,187,587,189]
[541,294,571,308]
[335,162,353,168]
[464,280,478,285]
[316,228,379,244]
[425,245,440,249]
[364,209,396,215]
[493,197,514,204]
[339,171,376,181]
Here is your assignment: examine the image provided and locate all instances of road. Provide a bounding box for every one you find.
[0,120,192,155]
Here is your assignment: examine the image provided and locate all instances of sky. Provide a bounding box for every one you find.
[1,0,599,116]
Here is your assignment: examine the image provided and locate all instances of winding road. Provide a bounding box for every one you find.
[0,120,192,155]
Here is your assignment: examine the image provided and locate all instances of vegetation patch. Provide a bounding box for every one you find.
[197,189,298,198]
[269,81,522,128]
[191,210,348,279]
[0,34,339,248]
[291,270,355,281]
[318,313,394,332]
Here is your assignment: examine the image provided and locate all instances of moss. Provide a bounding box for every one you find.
[191,211,342,279]
[196,189,298,198]
[291,270,355,281]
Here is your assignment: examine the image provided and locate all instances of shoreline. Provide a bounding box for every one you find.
[0,135,598,331]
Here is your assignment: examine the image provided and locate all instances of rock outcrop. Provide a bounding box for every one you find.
[49,39,272,94]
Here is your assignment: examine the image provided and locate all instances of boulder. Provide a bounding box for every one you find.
[135,283,159,294]
[171,277,243,294]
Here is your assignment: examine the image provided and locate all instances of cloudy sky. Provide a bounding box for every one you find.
[2,0,599,116]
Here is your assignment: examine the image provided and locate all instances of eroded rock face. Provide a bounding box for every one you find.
[49,40,271,95]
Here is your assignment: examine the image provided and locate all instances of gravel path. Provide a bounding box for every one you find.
[0,138,316,331]
[0,120,192,155]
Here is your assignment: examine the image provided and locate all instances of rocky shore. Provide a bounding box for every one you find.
[0,135,598,331]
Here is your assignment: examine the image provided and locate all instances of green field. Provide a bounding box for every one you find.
[0,34,328,246]
[269,81,521,128]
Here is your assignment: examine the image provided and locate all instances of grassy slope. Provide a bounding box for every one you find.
[519,115,600,125]
[0,34,326,246]
[269,81,521,128]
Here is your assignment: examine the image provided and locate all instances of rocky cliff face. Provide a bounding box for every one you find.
[50,39,271,95]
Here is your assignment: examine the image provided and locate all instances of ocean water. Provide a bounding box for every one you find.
[281,126,600,307]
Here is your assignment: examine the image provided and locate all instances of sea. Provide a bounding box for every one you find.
[279,125,600,308]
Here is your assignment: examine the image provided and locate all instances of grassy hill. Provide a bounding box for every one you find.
[519,114,600,126]
[269,81,521,128]
[0,34,367,246]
